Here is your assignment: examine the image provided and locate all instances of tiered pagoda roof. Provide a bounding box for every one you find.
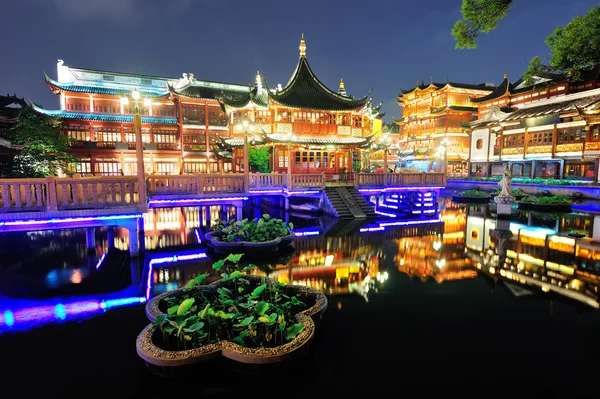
[399,80,494,97]
[265,35,371,111]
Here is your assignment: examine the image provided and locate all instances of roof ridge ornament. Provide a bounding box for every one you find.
[338,78,346,96]
[299,33,306,57]
[255,71,263,90]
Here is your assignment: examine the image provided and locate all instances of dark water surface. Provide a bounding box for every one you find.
[1,196,599,398]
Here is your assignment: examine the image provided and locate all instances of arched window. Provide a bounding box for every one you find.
[476,139,484,150]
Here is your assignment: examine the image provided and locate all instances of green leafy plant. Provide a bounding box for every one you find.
[211,214,294,243]
[456,189,490,197]
[492,187,525,196]
[520,195,572,205]
[154,253,309,351]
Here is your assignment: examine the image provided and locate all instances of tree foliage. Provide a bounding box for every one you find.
[452,0,513,49]
[248,147,271,173]
[542,5,600,81]
[0,106,77,177]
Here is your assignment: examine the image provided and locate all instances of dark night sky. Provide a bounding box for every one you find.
[1,0,597,121]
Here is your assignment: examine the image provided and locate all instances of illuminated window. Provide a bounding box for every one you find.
[476,139,483,150]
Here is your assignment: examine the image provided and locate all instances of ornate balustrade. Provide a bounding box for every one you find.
[355,172,446,188]
[147,174,245,195]
[0,176,142,212]
[289,173,326,190]
[249,173,287,189]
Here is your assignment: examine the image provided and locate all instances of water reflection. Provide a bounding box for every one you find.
[3,197,600,333]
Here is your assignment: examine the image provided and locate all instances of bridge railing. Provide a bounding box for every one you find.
[249,173,287,189]
[289,173,326,190]
[148,174,245,195]
[355,172,446,188]
[0,176,142,212]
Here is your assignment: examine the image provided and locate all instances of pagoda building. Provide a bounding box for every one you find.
[217,34,381,177]
[395,80,494,176]
[34,35,382,178]
[467,66,600,180]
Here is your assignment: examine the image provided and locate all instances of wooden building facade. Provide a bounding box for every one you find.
[35,36,382,179]
[395,80,494,177]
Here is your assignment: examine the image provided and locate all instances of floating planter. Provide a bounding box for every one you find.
[137,255,327,374]
[517,195,572,213]
[207,215,294,255]
[451,189,491,204]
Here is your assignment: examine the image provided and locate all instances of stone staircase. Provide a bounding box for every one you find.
[321,187,376,219]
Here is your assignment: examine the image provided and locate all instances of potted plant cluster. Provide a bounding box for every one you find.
[137,254,327,375]
[451,189,491,204]
[208,215,295,254]
[518,194,573,212]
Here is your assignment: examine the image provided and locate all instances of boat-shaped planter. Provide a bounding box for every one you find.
[209,235,292,255]
[138,275,327,372]
[451,194,491,204]
[517,201,572,213]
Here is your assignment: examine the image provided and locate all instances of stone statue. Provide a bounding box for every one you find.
[497,163,513,198]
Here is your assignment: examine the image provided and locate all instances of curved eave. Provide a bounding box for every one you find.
[266,133,372,147]
[222,137,266,148]
[32,105,177,125]
[470,78,510,103]
[44,73,169,98]
[266,57,372,112]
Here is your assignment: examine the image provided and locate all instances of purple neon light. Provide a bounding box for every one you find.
[358,186,444,193]
[195,229,202,244]
[0,213,142,227]
[95,253,106,270]
[0,296,146,332]
[285,190,320,195]
[375,210,397,218]
[294,231,320,237]
[146,251,209,299]
[249,189,283,194]
[149,197,248,205]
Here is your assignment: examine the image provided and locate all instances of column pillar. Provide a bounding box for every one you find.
[128,226,139,257]
[85,227,96,254]
[236,204,243,221]
[107,227,115,249]
[531,160,536,179]
[204,205,212,227]
[285,197,290,211]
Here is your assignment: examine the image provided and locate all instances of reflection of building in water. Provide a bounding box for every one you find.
[394,200,475,283]
[465,208,600,307]
[141,206,236,250]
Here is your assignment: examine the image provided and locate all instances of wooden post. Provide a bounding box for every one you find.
[243,134,249,193]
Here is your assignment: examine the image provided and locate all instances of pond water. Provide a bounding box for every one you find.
[0,193,599,397]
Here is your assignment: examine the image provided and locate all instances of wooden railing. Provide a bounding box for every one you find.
[0,171,445,213]
[289,173,326,190]
[148,174,245,195]
[355,172,446,188]
[0,176,142,212]
[249,173,287,189]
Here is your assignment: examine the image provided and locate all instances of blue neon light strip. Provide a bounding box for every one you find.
[145,250,209,299]
[0,214,142,227]
[375,210,397,218]
[95,253,106,270]
[0,296,146,333]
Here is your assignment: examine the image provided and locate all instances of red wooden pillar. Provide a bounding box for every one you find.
[176,99,184,174]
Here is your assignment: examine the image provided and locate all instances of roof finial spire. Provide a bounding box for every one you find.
[299,33,306,57]
[338,78,347,96]
[504,73,507,79]
[430,76,433,84]
[255,70,262,89]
